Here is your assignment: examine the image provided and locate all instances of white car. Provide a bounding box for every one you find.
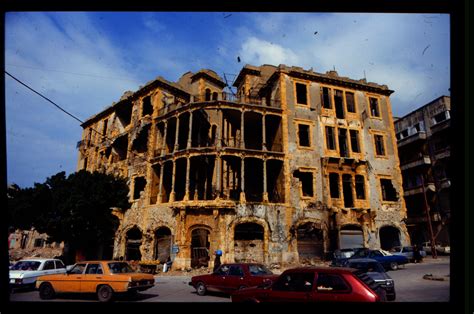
[9,258,67,289]
[422,242,451,255]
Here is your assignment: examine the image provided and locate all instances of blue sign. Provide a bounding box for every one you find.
[172,245,179,253]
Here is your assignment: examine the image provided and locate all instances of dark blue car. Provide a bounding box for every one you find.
[349,248,408,270]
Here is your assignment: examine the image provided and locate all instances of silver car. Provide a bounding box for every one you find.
[9,258,67,290]
[390,246,427,262]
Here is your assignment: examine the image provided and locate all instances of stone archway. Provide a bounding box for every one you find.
[234,222,264,263]
[190,228,210,268]
[125,226,142,261]
[379,225,401,250]
[154,227,172,262]
[296,222,324,262]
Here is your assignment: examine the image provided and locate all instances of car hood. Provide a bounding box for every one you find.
[366,272,391,281]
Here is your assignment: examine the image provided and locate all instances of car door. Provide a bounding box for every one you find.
[225,265,245,291]
[54,263,86,293]
[313,272,352,301]
[54,260,66,275]
[208,265,230,292]
[42,260,56,275]
[81,263,104,293]
[263,272,315,302]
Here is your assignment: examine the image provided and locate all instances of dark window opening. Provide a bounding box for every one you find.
[112,134,128,161]
[189,156,215,201]
[133,177,146,200]
[174,158,187,201]
[381,179,398,201]
[177,113,190,150]
[355,175,366,199]
[245,158,263,202]
[298,124,311,147]
[338,128,349,157]
[346,92,355,113]
[321,87,332,109]
[126,227,142,261]
[154,227,171,262]
[102,119,108,138]
[142,96,153,116]
[235,223,264,240]
[379,226,401,251]
[150,165,161,204]
[334,90,345,119]
[267,160,285,202]
[374,135,385,156]
[83,157,88,170]
[221,156,241,201]
[132,125,150,153]
[369,97,380,117]
[350,130,360,153]
[191,228,210,268]
[205,88,211,101]
[165,118,177,153]
[191,110,212,148]
[116,102,133,128]
[329,173,340,198]
[212,92,218,101]
[222,109,242,148]
[244,112,263,150]
[296,83,308,105]
[296,223,324,261]
[161,161,173,203]
[266,115,283,152]
[294,170,314,197]
[433,111,448,124]
[34,239,44,248]
[326,126,336,150]
[342,174,354,208]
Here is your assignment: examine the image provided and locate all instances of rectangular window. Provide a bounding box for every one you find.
[369,97,380,117]
[84,157,88,170]
[102,119,108,138]
[143,96,153,116]
[334,90,345,119]
[133,177,147,200]
[342,174,354,208]
[34,239,44,248]
[349,130,360,153]
[374,134,386,156]
[355,175,366,199]
[300,172,314,197]
[325,126,336,150]
[296,83,308,105]
[380,179,398,201]
[329,173,340,198]
[298,124,311,147]
[338,128,349,157]
[433,111,448,124]
[345,92,355,113]
[321,87,332,109]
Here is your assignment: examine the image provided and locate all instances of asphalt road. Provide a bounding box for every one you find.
[9,256,450,303]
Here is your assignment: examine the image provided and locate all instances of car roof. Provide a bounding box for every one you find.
[282,267,356,274]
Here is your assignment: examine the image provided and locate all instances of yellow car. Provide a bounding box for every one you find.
[36,260,155,302]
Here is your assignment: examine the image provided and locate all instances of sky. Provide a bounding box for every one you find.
[5,12,450,188]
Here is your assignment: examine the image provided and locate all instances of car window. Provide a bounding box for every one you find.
[348,262,384,273]
[69,264,86,274]
[228,265,244,276]
[11,261,41,271]
[85,263,103,274]
[55,260,65,269]
[249,264,273,275]
[371,251,383,257]
[107,262,134,274]
[43,260,55,270]
[403,247,413,253]
[273,272,315,292]
[215,265,230,275]
[316,273,350,292]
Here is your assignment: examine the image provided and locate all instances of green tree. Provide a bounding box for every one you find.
[8,170,130,261]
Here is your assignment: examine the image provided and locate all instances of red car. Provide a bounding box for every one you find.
[231,267,382,302]
[189,263,278,296]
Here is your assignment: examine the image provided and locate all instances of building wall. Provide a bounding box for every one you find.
[77,65,409,268]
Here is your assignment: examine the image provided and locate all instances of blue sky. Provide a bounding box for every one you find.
[5,12,450,188]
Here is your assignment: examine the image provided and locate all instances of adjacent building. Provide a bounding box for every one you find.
[77,64,409,269]
[394,95,451,247]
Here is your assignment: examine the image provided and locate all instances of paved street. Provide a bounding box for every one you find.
[9,256,449,303]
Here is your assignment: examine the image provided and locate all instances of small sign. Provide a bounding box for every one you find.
[172,245,179,253]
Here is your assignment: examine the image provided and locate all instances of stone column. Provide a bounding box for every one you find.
[157,163,164,203]
[169,160,176,202]
[174,116,180,152]
[184,157,190,201]
[263,158,269,202]
[215,154,221,200]
[161,120,168,156]
[262,114,267,151]
[240,157,246,202]
[217,109,223,149]
[240,110,245,149]
[187,111,193,149]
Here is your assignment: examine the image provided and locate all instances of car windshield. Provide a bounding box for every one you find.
[351,248,370,258]
[108,262,135,274]
[348,261,385,273]
[11,261,41,271]
[249,264,273,275]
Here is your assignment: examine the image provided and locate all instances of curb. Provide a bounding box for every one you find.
[422,274,449,281]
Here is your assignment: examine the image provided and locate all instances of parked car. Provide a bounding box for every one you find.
[349,248,409,270]
[36,261,155,302]
[344,258,396,301]
[9,258,67,290]
[330,248,364,267]
[231,266,382,302]
[390,246,427,262]
[189,263,278,296]
[422,242,450,255]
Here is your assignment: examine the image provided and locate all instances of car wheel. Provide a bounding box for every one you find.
[97,285,114,302]
[387,293,396,301]
[375,287,387,302]
[389,262,398,270]
[39,282,55,300]
[196,282,207,296]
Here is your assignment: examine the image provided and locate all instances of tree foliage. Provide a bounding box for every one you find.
[8,170,130,250]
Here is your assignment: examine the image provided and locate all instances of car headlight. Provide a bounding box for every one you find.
[385,280,394,286]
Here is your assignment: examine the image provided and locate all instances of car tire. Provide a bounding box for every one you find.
[196,282,207,296]
[387,293,396,301]
[97,285,114,302]
[389,262,398,270]
[39,282,55,300]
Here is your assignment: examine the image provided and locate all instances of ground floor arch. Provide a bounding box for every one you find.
[125,226,142,261]
[296,222,324,262]
[234,222,264,263]
[154,226,172,262]
[339,224,364,249]
[190,227,211,268]
[379,225,401,250]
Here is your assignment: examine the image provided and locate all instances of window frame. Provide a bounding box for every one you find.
[368,96,381,118]
[295,81,309,106]
[373,134,386,157]
[325,126,336,151]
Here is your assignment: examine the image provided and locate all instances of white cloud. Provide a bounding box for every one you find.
[239,37,299,66]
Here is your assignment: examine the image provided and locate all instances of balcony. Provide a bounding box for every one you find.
[434,148,450,160]
[397,131,427,148]
[403,182,436,197]
[430,118,450,134]
[400,155,431,171]
[406,212,442,224]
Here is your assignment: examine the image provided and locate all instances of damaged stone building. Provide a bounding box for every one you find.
[394,95,451,247]
[77,64,409,269]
